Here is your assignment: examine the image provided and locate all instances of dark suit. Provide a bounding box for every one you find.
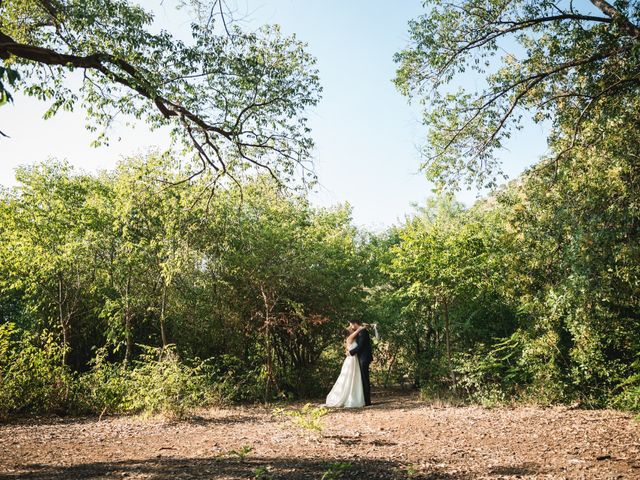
[349,328,372,406]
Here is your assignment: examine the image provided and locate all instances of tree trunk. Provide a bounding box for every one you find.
[414,333,422,388]
[443,296,454,384]
[384,351,397,389]
[159,282,168,352]
[58,274,69,366]
[124,274,133,365]
[260,286,276,403]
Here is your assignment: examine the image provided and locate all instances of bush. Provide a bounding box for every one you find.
[516,329,568,405]
[76,345,216,418]
[451,333,529,406]
[0,329,220,419]
[0,325,270,417]
[0,323,74,418]
[207,354,268,403]
[609,357,640,413]
[73,347,133,415]
[126,346,214,417]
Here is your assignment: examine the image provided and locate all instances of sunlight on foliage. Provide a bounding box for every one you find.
[320,462,352,480]
[273,403,329,433]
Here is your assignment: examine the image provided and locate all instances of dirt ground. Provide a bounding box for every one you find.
[0,391,638,479]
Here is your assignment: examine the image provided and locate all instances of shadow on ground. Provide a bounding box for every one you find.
[488,463,545,476]
[1,456,473,480]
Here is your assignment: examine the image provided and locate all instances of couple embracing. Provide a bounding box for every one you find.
[325,320,373,408]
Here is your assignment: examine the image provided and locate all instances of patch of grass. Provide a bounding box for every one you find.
[419,386,466,408]
[226,444,253,461]
[273,403,329,432]
[252,465,273,479]
[403,463,421,478]
[321,461,351,480]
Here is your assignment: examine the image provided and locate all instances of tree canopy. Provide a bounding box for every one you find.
[0,1,638,418]
[394,0,640,189]
[0,0,321,184]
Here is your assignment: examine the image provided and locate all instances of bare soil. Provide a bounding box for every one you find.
[1,391,638,479]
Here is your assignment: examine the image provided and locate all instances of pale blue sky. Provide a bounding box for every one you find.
[0,1,548,228]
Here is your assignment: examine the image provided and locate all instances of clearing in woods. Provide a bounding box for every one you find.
[0,392,638,479]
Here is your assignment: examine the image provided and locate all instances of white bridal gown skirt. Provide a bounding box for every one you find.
[325,354,365,408]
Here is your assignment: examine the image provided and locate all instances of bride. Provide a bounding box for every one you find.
[325,324,366,408]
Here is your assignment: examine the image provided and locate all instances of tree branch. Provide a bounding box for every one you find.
[1,28,234,167]
[589,0,640,38]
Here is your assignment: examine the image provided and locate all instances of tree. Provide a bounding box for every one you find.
[96,157,183,363]
[0,0,321,184]
[394,0,640,189]
[495,117,640,403]
[195,180,364,399]
[384,196,516,387]
[0,162,104,366]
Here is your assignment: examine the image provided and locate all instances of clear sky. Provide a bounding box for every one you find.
[0,0,549,229]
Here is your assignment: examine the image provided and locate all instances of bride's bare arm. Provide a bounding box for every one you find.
[346,326,365,345]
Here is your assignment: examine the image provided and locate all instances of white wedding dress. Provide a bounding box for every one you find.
[325,340,365,408]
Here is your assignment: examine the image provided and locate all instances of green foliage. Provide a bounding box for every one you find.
[225,445,253,461]
[252,466,273,480]
[122,346,213,418]
[206,354,266,404]
[320,462,352,480]
[0,155,367,414]
[610,357,640,413]
[0,65,20,105]
[394,0,640,190]
[273,403,328,433]
[2,16,640,413]
[74,348,130,415]
[1,145,638,414]
[374,149,638,408]
[74,345,214,418]
[375,195,517,388]
[389,3,639,410]
[452,334,528,407]
[402,463,421,478]
[0,323,73,417]
[1,0,321,184]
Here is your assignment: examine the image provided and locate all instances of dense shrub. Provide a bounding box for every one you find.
[609,357,640,413]
[0,323,74,418]
[75,345,216,418]
[1,324,226,418]
[74,348,130,415]
[1,154,638,415]
[445,331,568,407]
[124,346,215,417]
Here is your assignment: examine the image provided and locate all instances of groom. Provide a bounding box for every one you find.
[348,320,373,406]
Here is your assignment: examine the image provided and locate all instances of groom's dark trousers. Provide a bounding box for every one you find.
[349,328,373,406]
[360,361,371,406]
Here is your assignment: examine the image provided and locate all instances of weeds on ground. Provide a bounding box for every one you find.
[273,403,329,433]
[252,465,273,479]
[321,461,352,480]
[419,386,466,408]
[225,445,253,461]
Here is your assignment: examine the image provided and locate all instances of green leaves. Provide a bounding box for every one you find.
[1,0,321,185]
[273,403,329,433]
[389,195,497,308]
[0,153,368,404]
[394,0,640,190]
[0,65,20,106]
